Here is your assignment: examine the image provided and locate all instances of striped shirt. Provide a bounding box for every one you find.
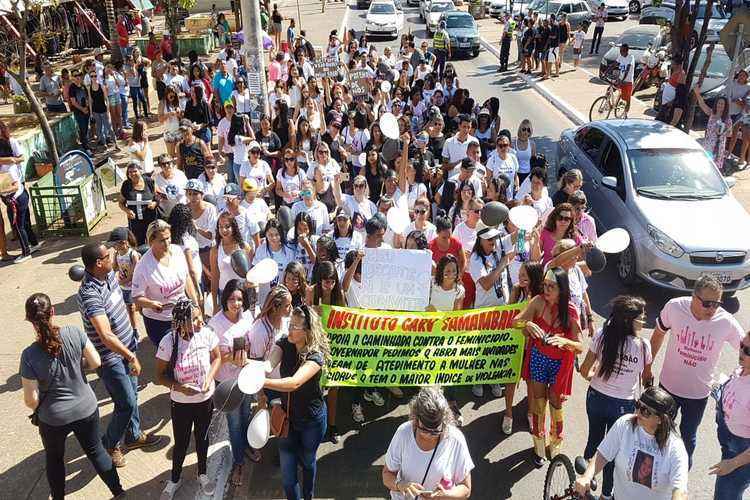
[77,270,135,367]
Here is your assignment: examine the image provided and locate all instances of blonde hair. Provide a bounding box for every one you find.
[293,305,331,364]
[518,118,533,136]
[552,238,577,257]
[558,169,583,191]
[146,219,171,244]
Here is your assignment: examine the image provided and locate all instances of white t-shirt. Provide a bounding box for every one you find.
[240,197,271,227]
[430,283,465,312]
[239,160,273,190]
[598,415,688,500]
[452,222,478,254]
[469,247,509,308]
[573,30,586,49]
[129,141,154,174]
[291,199,331,235]
[217,117,233,154]
[278,168,307,205]
[246,317,289,379]
[155,170,188,204]
[156,326,217,404]
[335,231,364,259]
[722,368,750,438]
[193,204,219,249]
[406,221,437,243]
[210,311,254,382]
[307,159,342,192]
[346,277,364,308]
[486,151,519,200]
[589,331,652,400]
[131,245,190,322]
[198,172,227,200]
[405,182,429,209]
[657,297,744,399]
[385,421,474,500]
[617,53,636,83]
[442,173,484,199]
[224,206,260,247]
[441,134,480,175]
[253,243,295,306]
[179,233,202,286]
[342,194,377,233]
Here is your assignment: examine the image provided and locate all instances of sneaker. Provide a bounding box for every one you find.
[30,243,42,254]
[502,415,513,435]
[738,161,748,170]
[13,254,31,264]
[351,403,365,423]
[159,479,181,500]
[364,389,385,407]
[124,433,163,451]
[198,474,216,496]
[388,387,404,398]
[108,446,127,467]
[471,385,484,398]
[490,384,503,398]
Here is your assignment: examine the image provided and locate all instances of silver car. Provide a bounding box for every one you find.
[558,119,750,294]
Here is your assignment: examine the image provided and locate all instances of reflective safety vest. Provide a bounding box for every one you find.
[433,30,447,50]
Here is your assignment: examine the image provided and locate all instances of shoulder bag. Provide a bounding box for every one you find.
[270,392,291,438]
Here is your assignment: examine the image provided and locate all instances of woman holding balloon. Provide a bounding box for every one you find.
[210,212,255,314]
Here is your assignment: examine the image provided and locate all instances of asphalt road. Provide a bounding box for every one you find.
[236,6,748,499]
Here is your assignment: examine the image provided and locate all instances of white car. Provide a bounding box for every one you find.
[426,0,456,35]
[489,0,511,18]
[366,1,404,38]
[603,0,629,19]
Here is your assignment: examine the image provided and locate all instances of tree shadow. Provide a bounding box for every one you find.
[0,372,22,394]
[52,293,81,316]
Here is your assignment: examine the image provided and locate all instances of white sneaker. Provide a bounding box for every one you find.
[198,474,216,496]
[14,254,31,264]
[472,385,484,398]
[364,389,385,407]
[159,479,181,500]
[30,243,42,254]
[388,387,404,398]
[491,384,503,398]
[738,161,748,170]
[351,403,365,423]
[502,415,513,435]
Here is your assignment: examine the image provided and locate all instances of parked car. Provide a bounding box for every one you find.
[408,0,420,6]
[488,0,511,17]
[599,25,667,80]
[365,1,405,38]
[692,2,728,45]
[425,0,456,35]
[357,0,373,9]
[638,6,674,26]
[558,119,750,293]
[602,0,629,19]
[514,0,593,28]
[441,11,480,57]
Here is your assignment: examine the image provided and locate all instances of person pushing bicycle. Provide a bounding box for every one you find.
[615,43,635,118]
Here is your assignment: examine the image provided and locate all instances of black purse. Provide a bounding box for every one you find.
[29,357,59,427]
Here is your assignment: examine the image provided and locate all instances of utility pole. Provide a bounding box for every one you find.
[241,0,270,120]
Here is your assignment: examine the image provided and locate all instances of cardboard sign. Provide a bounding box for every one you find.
[313,57,339,78]
[348,69,371,97]
[360,248,432,311]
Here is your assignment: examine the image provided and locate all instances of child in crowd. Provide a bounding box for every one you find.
[110,227,140,337]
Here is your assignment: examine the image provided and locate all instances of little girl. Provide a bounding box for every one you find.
[110,227,140,337]
[573,25,586,68]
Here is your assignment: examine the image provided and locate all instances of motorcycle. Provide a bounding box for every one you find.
[633,43,669,93]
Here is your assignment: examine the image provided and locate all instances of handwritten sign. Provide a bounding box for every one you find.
[348,69,371,97]
[314,57,339,78]
[360,248,432,311]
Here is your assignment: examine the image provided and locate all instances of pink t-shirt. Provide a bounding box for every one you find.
[269,61,282,82]
[540,228,581,266]
[131,245,190,322]
[658,297,744,399]
[722,368,750,438]
[208,310,254,382]
[156,326,218,404]
[589,330,652,400]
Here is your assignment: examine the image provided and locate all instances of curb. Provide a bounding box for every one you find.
[479,37,587,125]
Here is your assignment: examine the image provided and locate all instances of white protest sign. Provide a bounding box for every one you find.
[360,248,432,311]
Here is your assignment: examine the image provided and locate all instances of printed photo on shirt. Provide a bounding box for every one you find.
[632,449,654,489]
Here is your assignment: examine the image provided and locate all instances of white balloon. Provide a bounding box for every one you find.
[238,361,266,395]
[380,80,392,93]
[508,205,539,232]
[596,228,631,254]
[246,258,279,284]
[380,112,400,140]
[387,206,410,235]
[247,408,270,449]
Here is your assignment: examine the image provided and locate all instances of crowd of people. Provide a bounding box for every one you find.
[7,5,750,500]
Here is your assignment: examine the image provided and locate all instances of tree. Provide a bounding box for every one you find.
[5,0,60,167]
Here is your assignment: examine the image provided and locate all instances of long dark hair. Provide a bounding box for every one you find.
[311,261,346,306]
[291,212,316,244]
[544,202,576,240]
[713,96,730,122]
[25,293,61,357]
[434,254,459,287]
[215,212,244,246]
[263,218,293,258]
[228,114,248,147]
[522,261,545,299]
[598,295,646,381]
[546,267,572,330]
[168,203,197,246]
[272,100,291,133]
[132,121,146,143]
[221,279,251,312]
[630,387,678,450]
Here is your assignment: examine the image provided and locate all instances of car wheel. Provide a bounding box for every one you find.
[628,0,640,14]
[617,242,639,286]
[472,47,480,57]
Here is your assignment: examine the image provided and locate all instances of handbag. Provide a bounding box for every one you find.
[270,392,291,438]
[29,356,59,427]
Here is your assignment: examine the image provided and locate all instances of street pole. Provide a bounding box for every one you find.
[241,0,270,119]
[729,24,745,86]
[296,0,303,30]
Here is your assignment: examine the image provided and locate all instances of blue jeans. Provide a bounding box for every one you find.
[130,86,148,119]
[583,387,636,496]
[142,316,172,345]
[74,112,90,150]
[225,394,252,465]
[98,358,142,450]
[231,162,242,186]
[278,406,327,500]
[92,111,114,145]
[4,190,38,255]
[120,95,129,126]
[661,384,708,469]
[714,386,750,500]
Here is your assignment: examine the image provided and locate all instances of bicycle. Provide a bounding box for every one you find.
[589,66,628,122]
[543,454,598,500]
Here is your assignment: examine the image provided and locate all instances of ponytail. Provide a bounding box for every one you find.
[25,293,62,357]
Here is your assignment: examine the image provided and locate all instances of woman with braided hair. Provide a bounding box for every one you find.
[20,293,125,499]
[155,298,221,500]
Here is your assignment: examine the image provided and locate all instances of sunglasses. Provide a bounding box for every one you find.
[416,421,443,436]
[284,157,296,162]
[471,209,482,214]
[558,216,573,222]
[318,150,330,155]
[521,127,531,133]
[414,208,427,214]
[250,149,261,154]
[354,183,366,189]
[574,204,587,212]
[741,343,750,356]
[497,143,510,149]
[635,400,658,418]
[696,296,722,309]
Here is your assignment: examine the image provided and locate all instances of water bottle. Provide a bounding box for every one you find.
[516,229,526,256]
[709,372,729,401]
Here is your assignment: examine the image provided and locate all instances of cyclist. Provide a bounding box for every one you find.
[575,387,688,500]
[615,43,635,118]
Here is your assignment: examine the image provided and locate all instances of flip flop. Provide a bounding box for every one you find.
[230,464,243,486]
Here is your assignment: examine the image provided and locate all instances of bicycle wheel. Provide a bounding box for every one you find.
[543,454,576,500]
[589,95,612,122]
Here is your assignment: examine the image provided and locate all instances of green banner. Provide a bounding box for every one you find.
[321,304,526,387]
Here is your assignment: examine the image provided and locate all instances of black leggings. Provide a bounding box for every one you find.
[170,398,213,482]
[39,409,123,500]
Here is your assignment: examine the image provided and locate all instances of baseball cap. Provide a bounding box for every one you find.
[157,154,173,165]
[242,178,261,192]
[224,183,242,197]
[248,141,261,152]
[415,132,429,144]
[334,206,351,219]
[179,118,196,131]
[107,227,130,244]
[479,108,491,116]
[185,178,205,193]
[478,226,502,240]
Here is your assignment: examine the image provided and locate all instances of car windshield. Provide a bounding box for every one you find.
[431,2,453,11]
[446,16,475,28]
[370,3,395,13]
[691,49,730,78]
[629,149,727,199]
[527,0,551,11]
[619,32,656,50]
[696,4,724,18]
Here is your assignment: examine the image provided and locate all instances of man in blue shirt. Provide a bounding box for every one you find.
[212,60,234,104]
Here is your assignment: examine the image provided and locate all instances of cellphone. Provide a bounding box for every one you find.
[233,336,246,353]
[340,172,350,182]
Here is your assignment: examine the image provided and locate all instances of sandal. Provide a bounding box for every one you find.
[245,448,262,463]
[230,463,243,486]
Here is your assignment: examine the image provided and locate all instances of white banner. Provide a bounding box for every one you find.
[360,248,432,311]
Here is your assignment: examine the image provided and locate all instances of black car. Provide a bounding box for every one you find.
[357,0,372,8]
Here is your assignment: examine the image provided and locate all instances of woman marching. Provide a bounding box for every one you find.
[512,266,585,466]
